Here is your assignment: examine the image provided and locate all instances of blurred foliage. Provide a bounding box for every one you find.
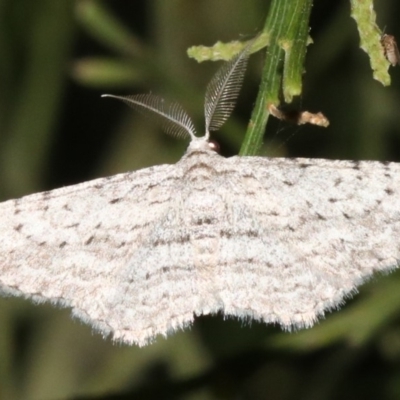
[1,0,400,399]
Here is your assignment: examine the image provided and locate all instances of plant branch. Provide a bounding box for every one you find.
[240,0,313,156]
[350,0,390,86]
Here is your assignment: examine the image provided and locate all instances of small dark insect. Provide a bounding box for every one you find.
[381,34,400,67]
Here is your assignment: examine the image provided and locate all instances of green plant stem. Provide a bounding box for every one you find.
[239,0,312,156]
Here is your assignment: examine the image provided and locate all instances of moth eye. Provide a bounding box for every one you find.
[208,140,220,153]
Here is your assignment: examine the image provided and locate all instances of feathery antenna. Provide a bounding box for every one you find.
[103,39,253,143]
[101,94,196,140]
[204,42,252,139]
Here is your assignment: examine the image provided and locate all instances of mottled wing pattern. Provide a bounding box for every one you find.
[0,163,201,345]
[1,146,400,345]
[208,156,400,328]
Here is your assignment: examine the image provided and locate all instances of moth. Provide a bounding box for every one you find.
[0,43,400,346]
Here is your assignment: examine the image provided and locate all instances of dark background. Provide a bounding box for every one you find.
[1,1,400,399]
